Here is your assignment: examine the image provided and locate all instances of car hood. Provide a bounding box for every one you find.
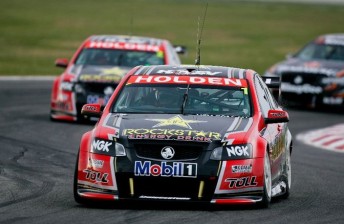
[68,64,131,83]
[101,113,253,143]
[274,58,344,77]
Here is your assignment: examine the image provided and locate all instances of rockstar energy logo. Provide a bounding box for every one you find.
[79,67,126,82]
[122,129,221,142]
[146,115,206,129]
[79,74,122,82]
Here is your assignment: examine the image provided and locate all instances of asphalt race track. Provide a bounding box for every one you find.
[0,80,343,224]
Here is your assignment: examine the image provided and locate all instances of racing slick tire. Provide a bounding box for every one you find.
[281,147,292,199]
[258,151,272,208]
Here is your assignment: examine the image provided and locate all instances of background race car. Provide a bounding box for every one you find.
[50,35,186,122]
[264,33,344,109]
[74,65,292,208]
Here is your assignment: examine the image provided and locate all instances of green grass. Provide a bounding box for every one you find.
[1,0,344,75]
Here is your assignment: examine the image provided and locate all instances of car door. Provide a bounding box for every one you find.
[254,75,286,184]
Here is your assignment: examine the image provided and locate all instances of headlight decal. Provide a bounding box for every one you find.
[90,138,126,157]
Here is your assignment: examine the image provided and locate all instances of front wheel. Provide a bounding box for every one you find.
[258,151,272,208]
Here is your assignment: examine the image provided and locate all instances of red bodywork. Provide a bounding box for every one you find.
[74,65,292,206]
[50,35,182,121]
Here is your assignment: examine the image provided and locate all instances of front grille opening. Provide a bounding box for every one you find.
[134,143,204,161]
[116,174,217,201]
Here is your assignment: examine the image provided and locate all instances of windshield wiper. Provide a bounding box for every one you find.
[181,84,190,115]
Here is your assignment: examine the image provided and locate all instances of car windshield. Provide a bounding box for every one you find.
[295,43,344,61]
[75,48,164,66]
[112,84,251,117]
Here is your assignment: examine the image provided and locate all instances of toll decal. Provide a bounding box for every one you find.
[134,161,197,178]
[77,154,117,191]
[215,160,263,194]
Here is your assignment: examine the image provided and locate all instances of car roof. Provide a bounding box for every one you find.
[132,65,252,79]
[88,35,165,46]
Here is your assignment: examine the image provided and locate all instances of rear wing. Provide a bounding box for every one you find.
[261,76,281,103]
[261,76,280,89]
[174,45,187,55]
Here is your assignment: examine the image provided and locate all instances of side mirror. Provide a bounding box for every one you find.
[265,109,289,124]
[174,45,187,55]
[55,58,69,68]
[81,104,102,118]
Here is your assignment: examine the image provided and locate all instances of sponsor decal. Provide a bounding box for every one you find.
[156,69,222,76]
[226,145,252,159]
[83,169,108,183]
[84,105,98,111]
[139,195,190,200]
[127,75,246,87]
[303,61,320,68]
[79,74,122,83]
[55,102,70,110]
[225,176,257,188]
[101,67,127,76]
[323,97,343,105]
[161,146,175,159]
[134,161,197,178]
[87,95,111,106]
[270,132,285,160]
[281,82,322,94]
[324,36,344,46]
[279,65,337,76]
[90,158,104,168]
[86,41,160,52]
[270,112,285,117]
[122,128,221,142]
[92,139,112,152]
[232,164,252,173]
[146,115,206,129]
[60,81,73,91]
[322,77,344,85]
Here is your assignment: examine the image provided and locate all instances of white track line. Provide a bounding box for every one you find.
[297,124,344,153]
[0,76,56,81]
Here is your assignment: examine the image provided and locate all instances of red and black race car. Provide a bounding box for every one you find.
[50,35,185,122]
[74,65,292,208]
[264,33,344,108]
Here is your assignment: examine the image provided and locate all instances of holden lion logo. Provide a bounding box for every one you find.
[161,146,175,160]
[294,75,303,84]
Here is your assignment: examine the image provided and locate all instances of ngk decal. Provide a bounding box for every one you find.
[92,139,112,152]
[83,169,108,183]
[226,145,252,159]
[134,161,197,178]
[128,75,245,87]
[225,176,257,188]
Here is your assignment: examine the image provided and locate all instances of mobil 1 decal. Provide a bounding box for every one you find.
[134,161,197,178]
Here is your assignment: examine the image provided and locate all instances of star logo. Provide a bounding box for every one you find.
[146,115,207,129]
